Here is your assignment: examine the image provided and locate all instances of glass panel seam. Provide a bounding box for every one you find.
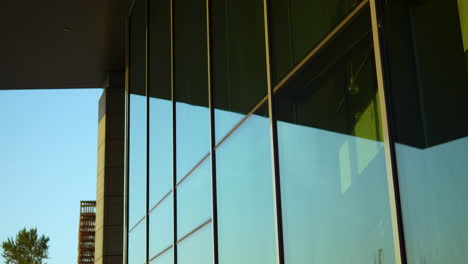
[175,153,210,188]
[148,245,173,264]
[129,217,146,234]
[214,96,268,150]
[148,190,173,214]
[176,218,212,245]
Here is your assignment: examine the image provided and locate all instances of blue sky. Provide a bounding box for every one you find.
[0,89,103,263]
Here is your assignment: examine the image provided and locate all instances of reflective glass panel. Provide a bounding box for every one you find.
[128,221,147,264]
[129,0,147,228]
[211,0,268,142]
[269,0,362,83]
[177,158,212,239]
[148,0,173,207]
[383,1,468,263]
[178,223,213,264]
[174,0,210,181]
[149,193,173,259]
[149,248,173,264]
[216,106,277,264]
[275,10,396,264]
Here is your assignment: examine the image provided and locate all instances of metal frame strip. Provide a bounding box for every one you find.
[123,0,136,262]
[262,0,285,263]
[176,219,213,245]
[148,190,173,214]
[206,0,219,262]
[145,0,150,262]
[129,215,146,233]
[170,0,178,263]
[369,1,407,263]
[148,245,174,264]
[175,153,210,187]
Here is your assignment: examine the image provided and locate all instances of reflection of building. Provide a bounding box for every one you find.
[78,201,96,264]
[2,0,468,264]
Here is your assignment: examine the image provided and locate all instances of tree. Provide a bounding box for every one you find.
[1,228,49,264]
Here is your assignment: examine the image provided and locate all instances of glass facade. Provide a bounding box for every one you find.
[126,0,468,264]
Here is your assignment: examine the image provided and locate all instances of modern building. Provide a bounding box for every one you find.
[2,0,468,264]
[78,201,96,264]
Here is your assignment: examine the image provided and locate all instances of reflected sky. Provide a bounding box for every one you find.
[149,97,173,207]
[178,223,213,264]
[126,0,468,263]
[129,94,147,228]
[174,0,209,182]
[386,2,468,262]
[177,158,212,239]
[128,221,146,264]
[149,248,173,264]
[176,102,210,181]
[216,109,278,264]
[272,8,397,262]
[396,138,468,264]
[278,120,395,264]
[215,108,246,143]
[149,193,173,259]
[124,0,423,263]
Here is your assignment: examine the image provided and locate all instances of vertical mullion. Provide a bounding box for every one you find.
[262,0,285,264]
[170,0,178,263]
[206,0,219,263]
[369,1,407,264]
[123,53,130,264]
[123,2,135,262]
[145,0,150,262]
